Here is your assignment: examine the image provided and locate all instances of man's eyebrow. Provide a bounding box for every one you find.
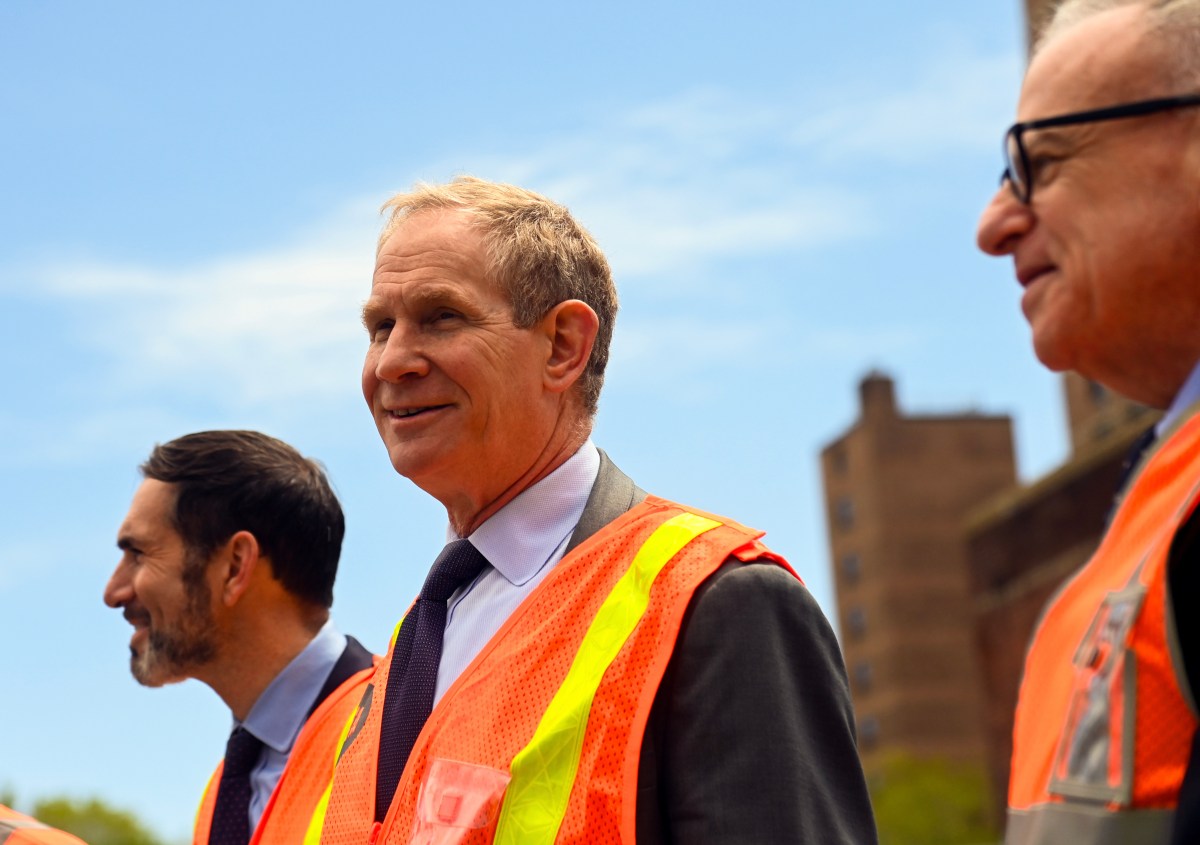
[116,535,135,551]
[360,301,381,328]
[361,285,472,327]
[360,296,400,328]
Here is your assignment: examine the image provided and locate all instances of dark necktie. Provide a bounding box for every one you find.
[209,726,263,845]
[375,539,490,821]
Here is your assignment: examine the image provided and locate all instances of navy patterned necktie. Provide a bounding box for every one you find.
[209,726,262,845]
[375,539,490,822]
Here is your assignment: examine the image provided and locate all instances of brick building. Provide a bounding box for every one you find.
[820,369,1155,815]
[819,372,1016,773]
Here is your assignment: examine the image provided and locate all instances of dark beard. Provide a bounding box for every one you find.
[130,580,218,687]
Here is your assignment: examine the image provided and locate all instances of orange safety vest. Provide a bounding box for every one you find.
[0,806,88,845]
[1007,411,1200,843]
[317,497,793,845]
[192,663,376,845]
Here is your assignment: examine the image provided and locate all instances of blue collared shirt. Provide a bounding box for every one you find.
[433,441,600,704]
[1158,358,1200,437]
[236,618,347,829]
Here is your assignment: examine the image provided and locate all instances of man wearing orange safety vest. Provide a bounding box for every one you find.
[102,431,375,845]
[308,176,876,844]
[0,806,88,845]
[977,2,1200,842]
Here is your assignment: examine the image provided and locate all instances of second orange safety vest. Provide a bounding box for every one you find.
[0,806,89,845]
[316,496,793,845]
[1007,410,1200,843]
[192,662,375,845]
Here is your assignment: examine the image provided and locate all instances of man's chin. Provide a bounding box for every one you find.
[130,653,190,688]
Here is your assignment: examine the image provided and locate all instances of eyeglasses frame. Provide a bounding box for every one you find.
[1002,93,1200,203]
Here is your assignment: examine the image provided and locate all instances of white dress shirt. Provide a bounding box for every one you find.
[433,441,600,704]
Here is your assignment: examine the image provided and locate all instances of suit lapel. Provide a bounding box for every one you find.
[565,449,647,555]
[306,636,375,719]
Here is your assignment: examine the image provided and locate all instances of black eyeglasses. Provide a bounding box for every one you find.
[1002,94,1200,203]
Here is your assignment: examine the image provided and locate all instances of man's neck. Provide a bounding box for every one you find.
[444,428,591,537]
[208,610,328,721]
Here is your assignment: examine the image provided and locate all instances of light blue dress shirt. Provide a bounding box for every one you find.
[1157,358,1200,437]
[433,441,600,704]
[237,618,347,830]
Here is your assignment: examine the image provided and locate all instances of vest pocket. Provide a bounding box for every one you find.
[1049,581,1146,805]
[409,758,511,844]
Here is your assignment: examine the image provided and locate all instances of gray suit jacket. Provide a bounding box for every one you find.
[565,451,878,844]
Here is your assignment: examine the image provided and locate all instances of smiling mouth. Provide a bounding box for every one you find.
[123,606,150,630]
[1018,265,1055,288]
[388,405,451,419]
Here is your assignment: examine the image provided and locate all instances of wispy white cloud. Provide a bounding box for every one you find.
[12,33,1014,427]
[790,39,1022,163]
[35,197,378,408]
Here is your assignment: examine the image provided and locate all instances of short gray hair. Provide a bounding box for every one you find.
[1039,0,1200,89]
[378,176,617,418]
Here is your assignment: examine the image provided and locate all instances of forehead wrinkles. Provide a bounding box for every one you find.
[373,242,486,284]
[1023,8,1169,118]
[374,209,492,281]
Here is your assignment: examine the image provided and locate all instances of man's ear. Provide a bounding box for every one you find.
[541,299,599,395]
[217,530,261,608]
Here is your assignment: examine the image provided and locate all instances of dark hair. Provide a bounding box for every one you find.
[141,430,344,608]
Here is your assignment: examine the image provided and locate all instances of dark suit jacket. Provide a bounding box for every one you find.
[563,452,878,844]
[309,636,376,719]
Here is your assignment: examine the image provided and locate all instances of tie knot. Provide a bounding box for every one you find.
[223,727,263,777]
[420,539,489,603]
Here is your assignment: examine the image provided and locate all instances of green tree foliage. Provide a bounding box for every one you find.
[30,797,165,845]
[869,752,1000,845]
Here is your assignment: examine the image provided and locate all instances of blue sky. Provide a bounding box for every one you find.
[1,1,1044,840]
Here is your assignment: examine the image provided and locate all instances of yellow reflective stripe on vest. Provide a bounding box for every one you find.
[304,694,370,845]
[494,511,722,845]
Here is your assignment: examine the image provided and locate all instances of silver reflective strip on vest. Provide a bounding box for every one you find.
[0,818,51,845]
[1007,804,1174,844]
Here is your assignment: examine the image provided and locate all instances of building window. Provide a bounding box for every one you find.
[859,715,880,750]
[853,662,873,694]
[835,496,855,530]
[841,552,861,583]
[847,606,867,639]
[829,446,848,474]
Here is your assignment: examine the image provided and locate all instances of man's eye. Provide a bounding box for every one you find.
[370,321,394,341]
[1028,153,1063,186]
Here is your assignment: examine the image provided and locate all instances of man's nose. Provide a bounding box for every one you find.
[372,326,431,382]
[103,561,132,608]
[976,184,1033,257]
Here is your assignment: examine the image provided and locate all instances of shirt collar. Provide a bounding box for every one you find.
[237,619,346,754]
[1158,358,1200,438]
[451,441,599,586]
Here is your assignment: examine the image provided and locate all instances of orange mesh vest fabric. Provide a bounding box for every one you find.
[192,665,375,845]
[0,806,88,845]
[319,497,792,845]
[1009,412,1200,828]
